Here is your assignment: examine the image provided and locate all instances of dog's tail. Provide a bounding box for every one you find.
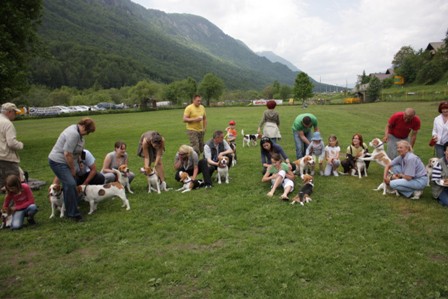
[241,129,244,136]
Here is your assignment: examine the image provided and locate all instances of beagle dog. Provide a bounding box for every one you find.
[217,156,230,184]
[1,207,13,229]
[426,157,439,186]
[48,183,65,218]
[374,182,399,196]
[143,166,161,194]
[118,164,133,194]
[359,138,391,168]
[293,155,315,176]
[241,129,260,147]
[176,171,205,193]
[291,174,314,205]
[77,169,130,214]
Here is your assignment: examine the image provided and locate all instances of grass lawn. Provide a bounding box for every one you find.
[1,101,448,298]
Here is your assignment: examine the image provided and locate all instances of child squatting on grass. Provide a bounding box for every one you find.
[306,131,325,176]
[2,174,38,230]
[262,153,295,200]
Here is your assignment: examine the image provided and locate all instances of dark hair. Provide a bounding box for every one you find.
[114,141,126,149]
[152,132,162,143]
[443,141,448,152]
[302,116,312,126]
[438,101,448,113]
[260,136,272,150]
[270,152,282,162]
[213,130,224,139]
[78,117,96,133]
[351,133,364,146]
[5,174,22,193]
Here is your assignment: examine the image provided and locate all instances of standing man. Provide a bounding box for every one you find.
[383,108,420,159]
[202,130,234,188]
[0,103,24,190]
[292,113,319,159]
[183,95,207,155]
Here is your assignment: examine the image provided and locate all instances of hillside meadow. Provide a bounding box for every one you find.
[1,101,448,298]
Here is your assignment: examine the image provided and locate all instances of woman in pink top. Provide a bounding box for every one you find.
[2,174,38,230]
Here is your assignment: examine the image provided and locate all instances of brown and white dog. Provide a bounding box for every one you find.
[77,169,130,214]
[291,174,314,205]
[176,171,205,193]
[426,157,439,186]
[143,166,161,194]
[48,183,65,218]
[374,182,399,196]
[293,155,315,176]
[217,156,229,184]
[1,207,13,229]
[118,164,133,194]
[241,129,260,147]
[359,138,391,168]
[356,154,368,179]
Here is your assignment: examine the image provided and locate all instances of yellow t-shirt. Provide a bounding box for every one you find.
[184,104,206,131]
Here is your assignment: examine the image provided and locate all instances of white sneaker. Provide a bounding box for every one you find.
[333,171,339,177]
[319,171,324,176]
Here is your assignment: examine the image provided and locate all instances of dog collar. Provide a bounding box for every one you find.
[374,142,384,148]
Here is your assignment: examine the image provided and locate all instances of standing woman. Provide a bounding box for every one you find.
[137,131,166,188]
[431,101,448,158]
[258,100,281,143]
[48,117,96,222]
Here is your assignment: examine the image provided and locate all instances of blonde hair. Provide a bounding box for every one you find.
[396,140,413,152]
[178,145,193,156]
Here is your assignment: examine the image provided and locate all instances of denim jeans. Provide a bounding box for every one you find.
[390,165,427,198]
[293,130,312,159]
[49,159,81,218]
[11,204,38,229]
[437,188,448,206]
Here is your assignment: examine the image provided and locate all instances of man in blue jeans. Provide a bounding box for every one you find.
[292,113,319,159]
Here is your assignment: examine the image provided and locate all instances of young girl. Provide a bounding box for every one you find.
[262,153,295,200]
[305,132,325,175]
[2,174,38,230]
[341,133,370,175]
[324,135,341,176]
[225,120,237,163]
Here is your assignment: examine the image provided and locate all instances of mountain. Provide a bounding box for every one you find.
[31,0,339,92]
[257,51,301,72]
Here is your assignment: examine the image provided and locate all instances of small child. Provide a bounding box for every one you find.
[2,174,38,230]
[261,153,295,200]
[306,132,325,175]
[324,135,341,176]
[225,120,238,163]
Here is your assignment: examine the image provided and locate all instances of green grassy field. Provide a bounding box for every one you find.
[2,101,448,298]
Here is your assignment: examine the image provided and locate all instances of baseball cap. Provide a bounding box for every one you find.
[229,120,236,125]
[1,102,20,112]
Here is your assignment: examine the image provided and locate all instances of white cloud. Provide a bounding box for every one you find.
[133,0,448,86]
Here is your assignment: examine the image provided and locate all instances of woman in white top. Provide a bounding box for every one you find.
[431,101,448,158]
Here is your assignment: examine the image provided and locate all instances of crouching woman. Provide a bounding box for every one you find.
[383,140,427,199]
[430,141,448,206]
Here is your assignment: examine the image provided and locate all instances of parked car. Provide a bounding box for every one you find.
[96,102,116,110]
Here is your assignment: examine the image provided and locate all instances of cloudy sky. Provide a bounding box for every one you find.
[132,0,447,87]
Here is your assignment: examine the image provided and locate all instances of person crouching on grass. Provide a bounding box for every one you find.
[2,174,38,230]
[262,153,295,201]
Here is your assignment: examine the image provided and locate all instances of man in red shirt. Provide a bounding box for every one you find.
[383,108,420,159]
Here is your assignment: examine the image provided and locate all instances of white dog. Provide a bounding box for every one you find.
[176,171,205,193]
[118,164,133,194]
[241,129,260,147]
[426,157,439,186]
[217,156,229,184]
[48,183,65,218]
[373,182,399,196]
[359,138,391,167]
[356,155,368,179]
[78,170,130,214]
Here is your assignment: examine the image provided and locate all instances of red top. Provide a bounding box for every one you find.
[3,183,35,211]
[387,112,421,139]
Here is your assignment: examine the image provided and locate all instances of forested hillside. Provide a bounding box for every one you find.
[30,0,307,91]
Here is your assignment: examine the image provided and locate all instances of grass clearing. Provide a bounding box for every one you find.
[1,102,448,298]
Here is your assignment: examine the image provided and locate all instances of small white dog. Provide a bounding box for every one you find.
[359,138,391,167]
[241,129,260,147]
[355,155,368,179]
[143,166,161,194]
[374,182,399,196]
[217,156,229,184]
[48,183,65,218]
[293,155,315,176]
[176,171,205,193]
[426,157,439,186]
[118,164,133,194]
[78,170,130,214]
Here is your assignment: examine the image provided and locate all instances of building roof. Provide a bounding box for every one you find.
[425,42,444,54]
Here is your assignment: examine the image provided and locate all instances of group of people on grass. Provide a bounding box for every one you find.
[2,99,448,229]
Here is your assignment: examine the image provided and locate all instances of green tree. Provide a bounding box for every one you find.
[0,0,43,101]
[279,85,292,100]
[198,73,225,106]
[128,80,160,110]
[360,70,370,84]
[366,76,382,102]
[293,72,314,105]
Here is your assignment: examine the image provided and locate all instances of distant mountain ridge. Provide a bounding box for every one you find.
[257,51,301,72]
[31,0,337,91]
